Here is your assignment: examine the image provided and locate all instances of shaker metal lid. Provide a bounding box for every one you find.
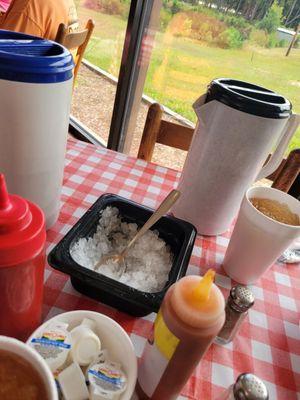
[233,373,269,400]
[205,78,291,119]
[230,285,255,312]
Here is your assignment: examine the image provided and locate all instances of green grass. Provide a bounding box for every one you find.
[79,6,126,76]
[78,5,300,151]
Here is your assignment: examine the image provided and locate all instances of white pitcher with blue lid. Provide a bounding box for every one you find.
[172,78,300,235]
[0,30,74,228]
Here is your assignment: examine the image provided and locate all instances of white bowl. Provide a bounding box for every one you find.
[0,335,58,400]
[27,310,138,400]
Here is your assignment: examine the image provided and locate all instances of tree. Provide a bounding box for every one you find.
[257,1,283,32]
[180,0,300,27]
[284,0,300,26]
[184,0,199,4]
[171,0,181,14]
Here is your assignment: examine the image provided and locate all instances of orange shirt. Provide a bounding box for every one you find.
[0,0,78,40]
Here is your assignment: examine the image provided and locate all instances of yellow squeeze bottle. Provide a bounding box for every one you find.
[137,269,226,400]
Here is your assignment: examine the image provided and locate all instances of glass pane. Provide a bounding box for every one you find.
[130,2,300,169]
[71,0,129,143]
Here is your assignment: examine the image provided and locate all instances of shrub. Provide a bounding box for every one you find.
[84,0,127,16]
[222,15,253,40]
[184,0,198,4]
[217,27,244,49]
[223,15,248,30]
[191,4,220,18]
[164,0,193,13]
[195,21,213,42]
[170,0,181,15]
[278,38,288,47]
[102,0,126,15]
[172,14,192,37]
[249,29,269,47]
[266,32,279,48]
[187,11,226,42]
[257,1,283,34]
[84,0,99,10]
[160,8,172,31]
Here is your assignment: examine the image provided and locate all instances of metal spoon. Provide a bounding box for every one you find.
[94,189,181,273]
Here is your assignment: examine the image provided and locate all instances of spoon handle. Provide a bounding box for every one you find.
[121,189,181,257]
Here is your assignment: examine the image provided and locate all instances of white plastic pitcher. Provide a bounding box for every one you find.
[0,31,74,228]
[172,79,300,235]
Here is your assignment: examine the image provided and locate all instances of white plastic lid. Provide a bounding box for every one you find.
[81,317,97,331]
[71,324,101,366]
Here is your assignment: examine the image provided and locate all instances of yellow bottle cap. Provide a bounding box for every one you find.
[171,271,224,328]
[190,269,215,306]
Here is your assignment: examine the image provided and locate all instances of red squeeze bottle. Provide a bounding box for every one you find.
[137,269,225,400]
[0,174,46,340]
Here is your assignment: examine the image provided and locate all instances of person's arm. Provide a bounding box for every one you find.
[0,11,43,37]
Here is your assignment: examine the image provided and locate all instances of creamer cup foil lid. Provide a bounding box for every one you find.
[29,322,72,372]
[88,361,127,395]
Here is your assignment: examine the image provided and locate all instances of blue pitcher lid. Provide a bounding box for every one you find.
[0,30,74,84]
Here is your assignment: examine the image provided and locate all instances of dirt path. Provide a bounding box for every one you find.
[71,64,188,170]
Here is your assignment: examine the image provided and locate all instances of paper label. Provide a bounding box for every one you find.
[31,338,71,349]
[154,310,179,360]
[30,328,71,364]
[138,311,179,397]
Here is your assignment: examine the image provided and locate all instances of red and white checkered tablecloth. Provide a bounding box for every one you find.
[44,138,300,400]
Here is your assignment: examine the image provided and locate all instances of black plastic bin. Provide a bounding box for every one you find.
[48,194,197,316]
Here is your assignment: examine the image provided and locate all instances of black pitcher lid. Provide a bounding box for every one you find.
[206,78,291,119]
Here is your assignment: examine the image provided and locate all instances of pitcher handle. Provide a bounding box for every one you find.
[256,114,300,180]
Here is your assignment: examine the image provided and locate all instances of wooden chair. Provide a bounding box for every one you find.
[55,19,95,85]
[138,103,194,161]
[269,149,300,193]
[138,103,300,194]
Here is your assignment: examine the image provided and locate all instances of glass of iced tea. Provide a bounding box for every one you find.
[223,186,300,284]
[0,336,58,400]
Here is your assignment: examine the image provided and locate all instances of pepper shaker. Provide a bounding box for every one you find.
[215,285,254,344]
[217,373,269,399]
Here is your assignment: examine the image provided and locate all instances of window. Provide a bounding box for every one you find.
[72,1,300,170]
[71,0,129,145]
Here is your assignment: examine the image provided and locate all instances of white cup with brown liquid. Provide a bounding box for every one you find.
[0,336,58,400]
[223,186,300,284]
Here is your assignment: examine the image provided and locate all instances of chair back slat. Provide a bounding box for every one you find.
[138,103,193,160]
[137,103,163,161]
[55,19,95,85]
[271,149,300,192]
[157,120,194,151]
[63,29,89,49]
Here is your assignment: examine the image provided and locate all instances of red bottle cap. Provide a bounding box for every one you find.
[0,174,46,266]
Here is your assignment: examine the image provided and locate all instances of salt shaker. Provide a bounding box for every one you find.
[218,373,269,399]
[215,285,254,344]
